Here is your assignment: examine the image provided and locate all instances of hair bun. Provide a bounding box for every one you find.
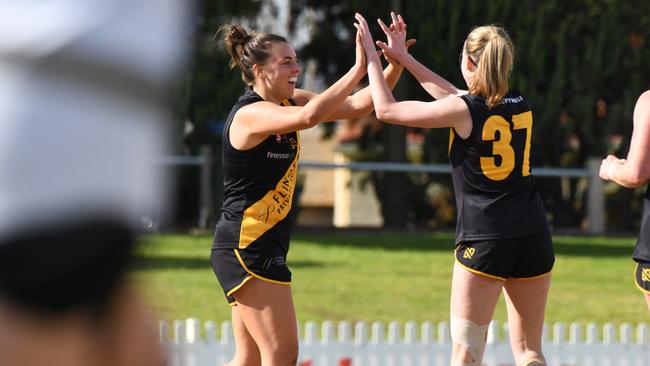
[226,25,252,47]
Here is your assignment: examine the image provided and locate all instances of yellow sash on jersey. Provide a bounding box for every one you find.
[448,128,455,156]
[238,99,299,249]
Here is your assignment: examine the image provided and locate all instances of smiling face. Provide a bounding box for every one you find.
[253,42,300,103]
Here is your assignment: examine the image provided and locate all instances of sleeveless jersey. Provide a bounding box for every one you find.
[634,186,650,261]
[449,90,549,244]
[212,89,299,251]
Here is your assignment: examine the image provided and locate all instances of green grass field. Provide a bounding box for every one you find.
[132,231,648,325]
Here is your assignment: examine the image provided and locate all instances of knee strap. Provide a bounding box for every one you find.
[450,316,489,366]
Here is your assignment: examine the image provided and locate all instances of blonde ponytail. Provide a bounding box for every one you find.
[465,25,514,108]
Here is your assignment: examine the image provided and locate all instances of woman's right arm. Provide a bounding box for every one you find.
[375,13,463,100]
[235,67,365,136]
[231,35,366,149]
[600,90,650,188]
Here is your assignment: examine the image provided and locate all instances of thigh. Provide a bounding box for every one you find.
[503,274,551,347]
[233,278,298,356]
[450,262,504,323]
[230,306,261,364]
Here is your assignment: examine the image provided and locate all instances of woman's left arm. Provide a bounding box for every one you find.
[601,91,650,188]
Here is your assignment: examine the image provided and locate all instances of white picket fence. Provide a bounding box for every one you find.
[161,319,650,366]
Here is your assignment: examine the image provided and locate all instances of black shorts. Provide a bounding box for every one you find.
[455,231,554,281]
[211,245,291,305]
[635,261,650,294]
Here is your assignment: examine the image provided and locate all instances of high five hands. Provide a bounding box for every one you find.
[354,12,416,67]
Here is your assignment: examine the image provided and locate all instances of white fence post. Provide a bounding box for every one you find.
[569,322,582,344]
[421,321,433,344]
[586,322,599,345]
[637,323,648,345]
[437,322,449,344]
[603,322,615,345]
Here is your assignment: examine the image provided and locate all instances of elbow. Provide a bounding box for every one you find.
[300,108,319,129]
[305,114,319,128]
[375,107,401,124]
[348,102,372,119]
[374,106,391,121]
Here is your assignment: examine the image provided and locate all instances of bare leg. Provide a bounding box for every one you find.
[644,293,650,313]
[503,274,551,366]
[233,279,298,366]
[226,305,261,366]
[450,262,504,365]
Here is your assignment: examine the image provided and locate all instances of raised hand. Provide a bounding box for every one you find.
[376,12,416,65]
[353,27,367,71]
[354,13,379,63]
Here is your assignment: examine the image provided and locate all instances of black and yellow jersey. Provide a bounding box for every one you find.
[213,89,299,251]
[634,187,650,262]
[449,90,549,244]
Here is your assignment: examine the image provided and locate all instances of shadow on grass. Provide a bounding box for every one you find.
[131,255,327,271]
[293,230,635,258]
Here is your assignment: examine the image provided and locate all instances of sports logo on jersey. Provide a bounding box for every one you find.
[276,134,298,150]
[258,204,275,223]
[266,151,293,160]
[463,248,475,259]
[642,268,650,282]
[500,95,524,104]
[289,137,298,150]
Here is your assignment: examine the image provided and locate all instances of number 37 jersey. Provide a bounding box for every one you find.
[449,91,549,244]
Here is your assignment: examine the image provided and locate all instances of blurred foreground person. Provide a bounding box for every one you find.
[0,1,193,365]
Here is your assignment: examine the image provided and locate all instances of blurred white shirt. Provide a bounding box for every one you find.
[0,0,194,240]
